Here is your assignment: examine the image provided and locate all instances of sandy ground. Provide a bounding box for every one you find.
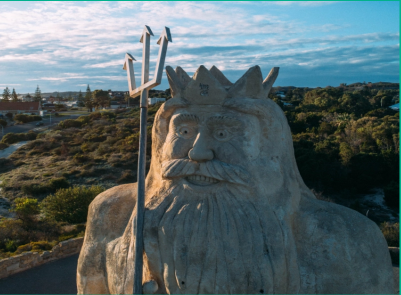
[0,141,28,159]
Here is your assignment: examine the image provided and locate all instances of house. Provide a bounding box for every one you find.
[275,91,286,98]
[109,101,125,109]
[0,101,43,116]
[148,97,166,105]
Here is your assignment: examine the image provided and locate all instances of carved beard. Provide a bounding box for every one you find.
[144,182,299,294]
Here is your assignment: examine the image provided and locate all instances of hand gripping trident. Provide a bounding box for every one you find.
[123,25,172,294]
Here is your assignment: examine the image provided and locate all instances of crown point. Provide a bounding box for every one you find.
[181,65,227,105]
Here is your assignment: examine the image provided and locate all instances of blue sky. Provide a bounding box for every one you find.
[0,1,399,94]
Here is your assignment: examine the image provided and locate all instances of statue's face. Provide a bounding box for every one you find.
[161,104,261,191]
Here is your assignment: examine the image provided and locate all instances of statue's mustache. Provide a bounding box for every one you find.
[161,158,250,185]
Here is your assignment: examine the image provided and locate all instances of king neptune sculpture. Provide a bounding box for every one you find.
[77,65,394,294]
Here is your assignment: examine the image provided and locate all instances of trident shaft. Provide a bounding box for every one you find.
[123,25,172,295]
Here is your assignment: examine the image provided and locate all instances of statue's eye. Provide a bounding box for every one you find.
[178,126,195,139]
[213,129,230,141]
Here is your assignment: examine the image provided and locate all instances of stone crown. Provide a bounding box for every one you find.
[165,65,279,104]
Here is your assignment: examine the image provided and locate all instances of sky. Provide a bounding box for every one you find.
[0,1,399,94]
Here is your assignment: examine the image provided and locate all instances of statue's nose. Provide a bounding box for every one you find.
[189,132,214,162]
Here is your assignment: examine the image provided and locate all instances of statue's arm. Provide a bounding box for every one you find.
[77,184,137,294]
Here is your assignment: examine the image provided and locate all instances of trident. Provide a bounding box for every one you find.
[123,25,172,294]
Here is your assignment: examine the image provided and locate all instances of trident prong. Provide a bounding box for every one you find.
[124,26,172,99]
[123,25,172,295]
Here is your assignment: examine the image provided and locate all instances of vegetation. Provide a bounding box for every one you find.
[380,222,399,247]
[0,84,398,257]
[2,87,10,101]
[14,114,42,124]
[84,84,93,112]
[11,88,18,101]
[41,185,104,223]
[270,86,399,201]
[33,85,42,102]
[92,89,111,109]
[1,131,37,145]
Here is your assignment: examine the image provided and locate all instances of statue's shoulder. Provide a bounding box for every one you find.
[86,183,137,241]
[296,197,394,293]
[298,198,387,248]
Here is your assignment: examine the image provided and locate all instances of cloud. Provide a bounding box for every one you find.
[268,1,336,7]
[0,1,398,92]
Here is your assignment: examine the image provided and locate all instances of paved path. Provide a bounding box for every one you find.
[0,254,78,294]
[0,141,28,159]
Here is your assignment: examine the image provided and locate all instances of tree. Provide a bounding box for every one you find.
[25,93,32,101]
[2,87,10,101]
[11,88,18,101]
[92,89,110,109]
[56,92,62,103]
[85,85,93,112]
[77,90,85,107]
[33,85,42,102]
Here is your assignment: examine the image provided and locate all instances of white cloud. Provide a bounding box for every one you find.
[268,1,336,7]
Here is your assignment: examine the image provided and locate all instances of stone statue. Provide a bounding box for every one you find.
[77,65,394,294]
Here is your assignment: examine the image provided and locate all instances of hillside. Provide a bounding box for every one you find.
[0,85,399,258]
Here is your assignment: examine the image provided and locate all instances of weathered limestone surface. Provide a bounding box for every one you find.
[0,237,83,279]
[77,65,395,294]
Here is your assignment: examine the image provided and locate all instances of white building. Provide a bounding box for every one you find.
[148,97,166,105]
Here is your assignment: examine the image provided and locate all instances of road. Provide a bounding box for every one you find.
[0,253,398,294]
[0,254,79,294]
[0,115,81,140]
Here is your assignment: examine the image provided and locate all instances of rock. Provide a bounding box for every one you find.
[389,247,399,265]
[40,251,51,259]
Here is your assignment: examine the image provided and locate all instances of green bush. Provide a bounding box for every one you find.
[58,119,82,129]
[0,119,7,127]
[101,111,116,120]
[21,177,70,196]
[21,183,51,195]
[11,198,40,222]
[41,185,104,223]
[76,115,90,124]
[1,132,37,144]
[49,177,70,190]
[15,240,55,254]
[14,114,42,123]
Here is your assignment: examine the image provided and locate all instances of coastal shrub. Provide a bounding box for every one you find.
[14,114,42,123]
[11,198,40,223]
[380,222,399,247]
[73,154,89,163]
[76,115,90,124]
[15,241,55,254]
[58,119,82,129]
[21,177,69,196]
[41,185,104,223]
[1,131,37,144]
[49,177,70,190]
[21,183,51,195]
